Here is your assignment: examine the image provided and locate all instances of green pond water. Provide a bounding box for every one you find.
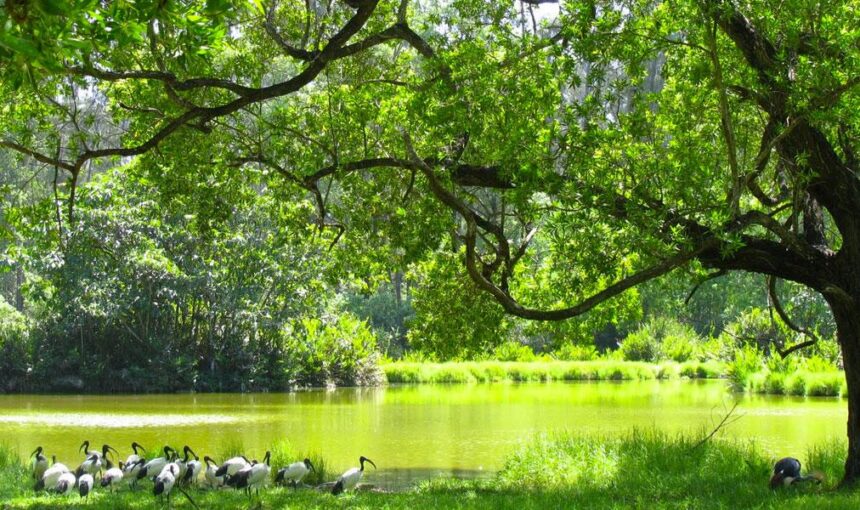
[0,380,846,488]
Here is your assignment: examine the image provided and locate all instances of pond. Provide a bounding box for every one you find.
[0,380,846,488]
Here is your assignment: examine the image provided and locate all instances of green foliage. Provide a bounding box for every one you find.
[284,314,383,387]
[618,317,702,362]
[492,341,537,362]
[553,343,599,361]
[0,297,29,392]
[406,251,510,360]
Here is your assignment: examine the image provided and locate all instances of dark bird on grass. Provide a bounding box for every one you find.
[770,457,824,488]
[332,456,376,495]
[31,446,48,481]
[275,457,315,489]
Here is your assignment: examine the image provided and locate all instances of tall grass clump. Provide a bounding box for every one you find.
[496,431,841,506]
[269,440,328,486]
[217,438,246,464]
[0,445,25,500]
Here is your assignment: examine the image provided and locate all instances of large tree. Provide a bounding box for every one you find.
[3,0,860,483]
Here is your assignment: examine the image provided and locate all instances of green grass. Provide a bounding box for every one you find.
[4,434,860,509]
[383,361,726,384]
[741,370,846,397]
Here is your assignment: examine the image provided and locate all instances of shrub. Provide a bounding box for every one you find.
[618,329,662,362]
[0,298,30,392]
[493,341,537,362]
[285,314,383,387]
[618,317,701,362]
[554,343,599,361]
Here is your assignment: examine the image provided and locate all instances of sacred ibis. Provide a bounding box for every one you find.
[215,455,250,478]
[176,446,198,480]
[31,446,48,481]
[124,442,146,467]
[275,458,315,489]
[101,461,124,491]
[137,446,176,481]
[181,452,202,486]
[78,473,94,500]
[203,456,224,488]
[76,452,103,479]
[53,471,76,495]
[332,456,376,495]
[225,459,259,498]
[35,457,70,491]
[243,451,271,496]
[153,463,179,505]
[770,457,824,488]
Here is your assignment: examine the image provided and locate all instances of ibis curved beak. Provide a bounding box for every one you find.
[30,446,42,457]
[365,457,377,469]
[187,447,199,460]
[79,441,89,454]
[308,460,316,473]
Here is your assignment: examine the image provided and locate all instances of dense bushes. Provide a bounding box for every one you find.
[0,298,29,392]
[618,317,702,362]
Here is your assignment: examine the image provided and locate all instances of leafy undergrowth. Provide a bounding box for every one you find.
[4,434,860,509]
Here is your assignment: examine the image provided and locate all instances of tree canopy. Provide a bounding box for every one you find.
[3,0,860,484]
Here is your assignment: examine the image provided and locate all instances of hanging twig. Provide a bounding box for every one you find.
[690,400,743,450]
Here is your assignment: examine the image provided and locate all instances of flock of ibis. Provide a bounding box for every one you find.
[30,441,376,505]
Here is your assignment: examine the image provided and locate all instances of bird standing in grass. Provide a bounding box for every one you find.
[78,473,94,500]
[101,461,124,492]
[203,456,224,489]
[181,449,202,487]
[35,456,70,491]
[275,458,315,489]
[53,472,76,495]
[138,446,176,482]
[125,442,146,468]
[332,456,376,495]
[215,455,250,478]
[154,463,179,506]
[31,447,48,481]
[770,457,824,488]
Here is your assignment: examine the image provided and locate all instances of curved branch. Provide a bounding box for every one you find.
[767,275,821,358]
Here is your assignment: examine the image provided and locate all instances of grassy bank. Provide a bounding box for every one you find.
[383,360,725,384]
[736,370,846,398]
[3,433,859,509]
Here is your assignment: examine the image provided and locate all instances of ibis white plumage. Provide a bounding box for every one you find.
[36,457,70,491]
[78,473,94,499]
[101,461,124,492]
[215,455,250,478]
[332,456,376,495]
[203,456,224,489]
[137,446,176,481]
[153,463,179,505]
[52,472,76,495]
[275,457,315,489]
[124,441,146,468]
[31,446,48,481]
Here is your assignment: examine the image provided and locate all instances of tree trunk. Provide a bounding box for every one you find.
[832,299,860,486]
